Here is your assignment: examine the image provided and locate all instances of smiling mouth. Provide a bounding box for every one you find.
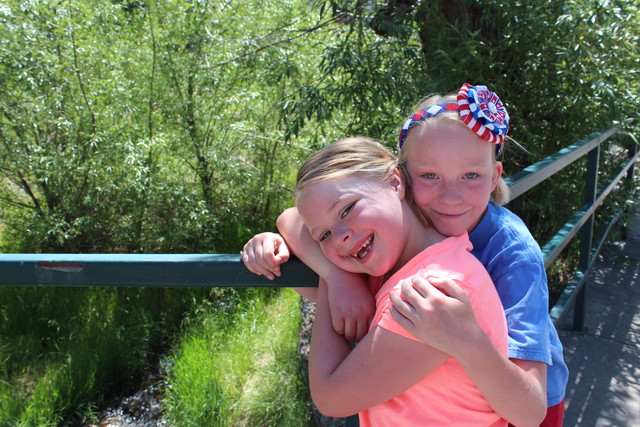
[352,235,373,259]
[435,210,465,219]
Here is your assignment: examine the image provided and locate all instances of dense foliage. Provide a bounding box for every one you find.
[0,0,638,424]
[1,1,637,253]
[0,0,320,254]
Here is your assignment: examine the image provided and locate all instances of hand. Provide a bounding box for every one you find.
[326,270,375,342]
[389,273,483,357]
[241,232,290,280]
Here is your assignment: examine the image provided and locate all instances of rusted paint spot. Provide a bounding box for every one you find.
[36,262,84,273]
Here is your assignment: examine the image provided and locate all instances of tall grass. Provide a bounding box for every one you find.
[0,285,218,425]
[0,283,311,426]
[164,288,312,427]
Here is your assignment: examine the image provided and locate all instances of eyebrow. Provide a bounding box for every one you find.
[413,159,488,170]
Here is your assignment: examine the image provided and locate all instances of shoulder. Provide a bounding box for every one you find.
[422,234,496,293]
[483,205,542,258]
[475,205,547,293]
[489,204,532,236]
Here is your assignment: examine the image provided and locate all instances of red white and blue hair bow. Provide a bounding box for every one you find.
[398,83,510,156]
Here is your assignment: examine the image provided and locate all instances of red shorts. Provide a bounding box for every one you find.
[508,398,565,427]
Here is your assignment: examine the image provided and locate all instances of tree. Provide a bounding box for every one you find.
[0,0,327,253]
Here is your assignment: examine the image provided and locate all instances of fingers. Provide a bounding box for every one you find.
[421,276,469,304]
[241,246,278,279]
[241,233,288,280]
[389,287,415,319]
[401,274,466,303]
[331,311,372,342]
[395,275,460,315]
[274,239,290,264]
[389,304,416,333]
[340,317,371,343]
[332,316,346,337]
[343,318,355,342]
[398,275,438,304]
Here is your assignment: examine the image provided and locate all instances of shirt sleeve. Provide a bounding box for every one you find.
[493,259,552,364]
[376,288,422,342]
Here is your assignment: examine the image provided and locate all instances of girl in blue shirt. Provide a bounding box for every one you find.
[390,84,567,426]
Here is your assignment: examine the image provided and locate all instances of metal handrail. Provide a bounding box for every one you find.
[0,253,317,288]
[0,123,637,331]
[504,124,638,329]
[505,127,618,200]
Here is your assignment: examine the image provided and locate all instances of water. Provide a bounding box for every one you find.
[85,362,170,427]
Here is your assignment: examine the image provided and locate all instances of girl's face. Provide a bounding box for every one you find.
[296,171,408,277]
[403,121,502,237]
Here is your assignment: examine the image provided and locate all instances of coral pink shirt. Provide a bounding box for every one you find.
[359,233,508,427]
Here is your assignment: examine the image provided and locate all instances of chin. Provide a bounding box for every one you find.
[436,225,467,238]
[333,259,366,275]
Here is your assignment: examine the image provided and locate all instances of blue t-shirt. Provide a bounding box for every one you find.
[469,202,568,407]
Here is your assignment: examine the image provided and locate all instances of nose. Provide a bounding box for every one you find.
[334,224,352,249]
[439,181,463,204]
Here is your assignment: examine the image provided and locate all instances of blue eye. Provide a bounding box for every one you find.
[464,173,479,179]
[320,230,331,242]
[341,203,354,219]
[423,173,438,179]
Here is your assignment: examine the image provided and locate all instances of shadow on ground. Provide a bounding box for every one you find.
[557,208,640,427]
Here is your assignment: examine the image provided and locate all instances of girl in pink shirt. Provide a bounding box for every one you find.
[290,136,508,426]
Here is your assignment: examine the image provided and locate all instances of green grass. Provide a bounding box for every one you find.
[163,288,312,427]
[0,285,312,426]
[0,286,213,425]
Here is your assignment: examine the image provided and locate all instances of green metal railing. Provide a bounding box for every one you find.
[0,253,317,288]
[0,123,637,333]
[504,124,638,329]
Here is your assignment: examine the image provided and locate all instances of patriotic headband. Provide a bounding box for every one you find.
[398,83,510,156]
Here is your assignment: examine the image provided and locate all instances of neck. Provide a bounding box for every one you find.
[390,203,446,275]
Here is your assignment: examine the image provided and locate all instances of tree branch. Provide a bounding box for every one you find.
[204,14,345,69]
[70,30,96,133]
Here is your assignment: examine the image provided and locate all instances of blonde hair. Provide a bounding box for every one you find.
[295,136,431,226]
[295,136,397,201]
[397,92,511,206]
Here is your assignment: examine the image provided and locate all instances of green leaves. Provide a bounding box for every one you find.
[0,0,320,253]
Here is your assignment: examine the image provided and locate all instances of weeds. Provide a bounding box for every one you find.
[164,288,311,427]
[0,286,214,425]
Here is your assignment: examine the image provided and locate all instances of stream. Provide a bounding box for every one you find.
[85,363,169,427]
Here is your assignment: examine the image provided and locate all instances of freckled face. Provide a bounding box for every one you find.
[296,174,406,277]
[403,122,502,237]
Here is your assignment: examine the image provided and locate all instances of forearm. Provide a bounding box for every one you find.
[294,287,319,302]
[308,281,357,414]
[454,333,547,427]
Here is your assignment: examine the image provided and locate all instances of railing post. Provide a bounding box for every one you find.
[622,140,638,241]
[574,146,600,331]
[627,139,637,180]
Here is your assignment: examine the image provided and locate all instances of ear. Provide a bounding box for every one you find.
[389,168,406,200]
[491,161,504,192]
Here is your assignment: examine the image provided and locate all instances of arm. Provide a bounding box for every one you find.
[309,279,448,417]
[277,207,375,342]
[390,275,547,427]
[241,231,319,301]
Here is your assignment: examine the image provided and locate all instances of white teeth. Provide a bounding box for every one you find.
[353,236,372,259]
